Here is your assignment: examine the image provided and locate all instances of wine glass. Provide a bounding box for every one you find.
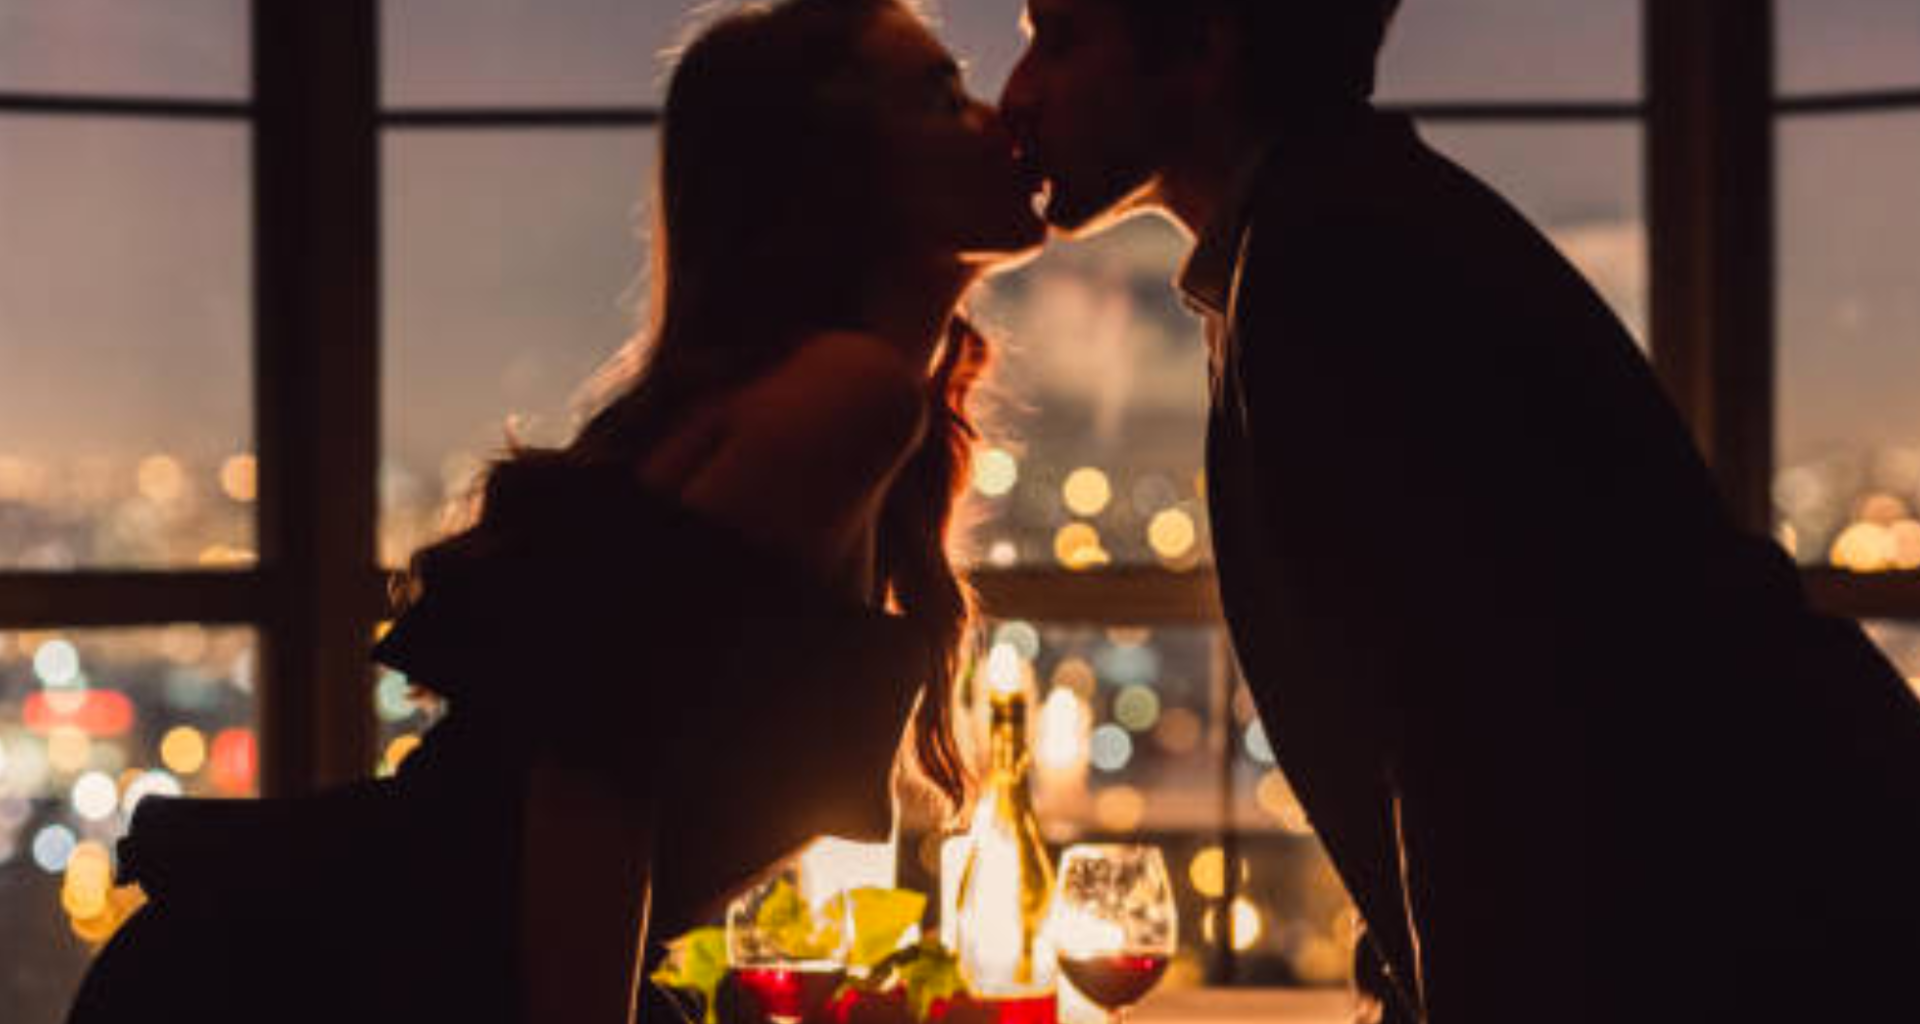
[1048,844,1178,1023]
[726,865,854,1024]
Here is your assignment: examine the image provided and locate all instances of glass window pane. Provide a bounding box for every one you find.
[928,622,1354,988]
[382,0,695,109]
[1229,677,1355,987]
[0,117,253,569]
[0,625,258,1024]
[1775,114,1920,568]
[926,0,1028,100]
[967,217,1214,570]
[1863,621,1920,689]
[0,0,248,100]
[381,129,654,566]
[1419,123,1648,346]
[1378,0,1640,104]
[1779,0,1920,96]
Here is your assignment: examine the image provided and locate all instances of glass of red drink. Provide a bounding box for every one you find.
[726,867,853,1024]
[1048,844,1177,1024]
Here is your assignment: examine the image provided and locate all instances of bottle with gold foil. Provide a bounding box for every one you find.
[953,651,1058,1024]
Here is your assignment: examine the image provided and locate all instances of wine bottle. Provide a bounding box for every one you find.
[953,661,1058,1024]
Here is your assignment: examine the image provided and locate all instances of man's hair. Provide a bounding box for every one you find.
[1105,0,1403,119]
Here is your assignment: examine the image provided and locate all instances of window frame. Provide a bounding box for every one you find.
[1,0,1917,986]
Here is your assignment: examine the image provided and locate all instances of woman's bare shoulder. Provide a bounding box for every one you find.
[730,330,931,460]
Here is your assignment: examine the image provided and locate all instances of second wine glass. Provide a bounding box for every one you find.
[1048,844,1178,1023]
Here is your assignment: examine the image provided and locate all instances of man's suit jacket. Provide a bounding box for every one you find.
[1203,110,1920,1022]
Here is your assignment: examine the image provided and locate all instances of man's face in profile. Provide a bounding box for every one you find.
[1000,0,1182,235]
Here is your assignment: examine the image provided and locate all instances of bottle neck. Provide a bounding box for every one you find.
[987,691,1031,784]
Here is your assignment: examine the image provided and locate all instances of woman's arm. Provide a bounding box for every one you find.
[520,760,658,1024]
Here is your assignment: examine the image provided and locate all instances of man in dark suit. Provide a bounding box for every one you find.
[1001,2,1920,1020]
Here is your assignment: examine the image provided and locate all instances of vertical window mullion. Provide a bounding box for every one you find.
[1646,0,1778,535]
[253,0,381,795]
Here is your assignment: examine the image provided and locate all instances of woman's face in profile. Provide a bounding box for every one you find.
[854,7,1047,263]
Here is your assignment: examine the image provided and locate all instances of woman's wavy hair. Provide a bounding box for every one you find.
[400,0,977,817]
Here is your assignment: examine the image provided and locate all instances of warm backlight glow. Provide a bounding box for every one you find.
[798,836,896,907]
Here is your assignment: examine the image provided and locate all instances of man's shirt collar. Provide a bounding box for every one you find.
[1176,140,1278,321]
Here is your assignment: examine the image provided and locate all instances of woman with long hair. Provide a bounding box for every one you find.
[66,2,1045,1022]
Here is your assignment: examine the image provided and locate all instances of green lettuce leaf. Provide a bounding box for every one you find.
[650,926,729,1024]
[895,938,968,1022]
[756,877,838,960]
[840,887,926,970]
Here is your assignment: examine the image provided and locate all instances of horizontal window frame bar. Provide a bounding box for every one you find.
[1776,88,1920,116]
[0,571,266,627]
[0,91,251,120]
[5,565,1907,628]
[380,107,660,129]
[1385,100,1646,122]
[378,103,1644,130]
[1801,568,1920,621]
[970,566,1223,624]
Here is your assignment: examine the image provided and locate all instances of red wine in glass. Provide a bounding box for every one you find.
[1059,953,1170,1012]
[735,965,848,1024]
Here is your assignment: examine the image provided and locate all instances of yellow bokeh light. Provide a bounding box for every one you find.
[1113,685,1161,732]
[159,623,209,664]
[1154,707,1203,755]
[1036,687,1090,772]
[1051,657,1097,698]
[1198,897,1265,953]
[136,454,186,504]
[383,734,423,775]
[197,544,257,567]
[1063,468,1113,518]
[61,841,114,920]
[1256,770,1313,835]
[1892,520,1920,570]
[1293,937,1347,982]
[1093,785,1146,832]
[220,454,258,503]
[47,727,91,774]
[1859,493,1910,525]
[1188,846,1226,899]
[1053,523,1110,571]
[160,727,208,775]
[1147,509,1197,559]
[1831,522,1897,572]
[973,448,1020,498]
[1230,898,1263,952]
